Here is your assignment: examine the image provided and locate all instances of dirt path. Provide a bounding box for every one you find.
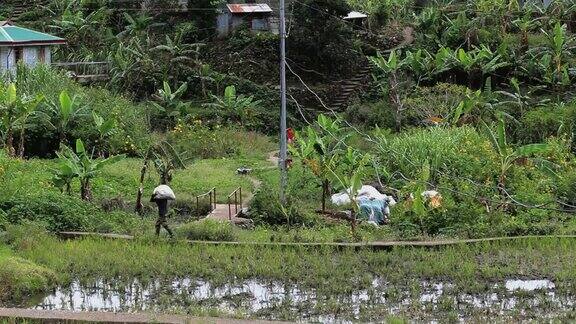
[0,307,288,324]
[238,150,278,206]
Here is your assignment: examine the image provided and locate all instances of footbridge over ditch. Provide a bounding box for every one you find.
[193,151,277,227]
[194,186,254,227]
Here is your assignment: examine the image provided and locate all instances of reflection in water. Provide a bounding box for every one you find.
[33,278,571,321]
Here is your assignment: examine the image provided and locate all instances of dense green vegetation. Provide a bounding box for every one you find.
[0,0,575,241]
[1,0,576,321]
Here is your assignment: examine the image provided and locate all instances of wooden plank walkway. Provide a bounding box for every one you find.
[0,307,287,324]
[58,232,576,249]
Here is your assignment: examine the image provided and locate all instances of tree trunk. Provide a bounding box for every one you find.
[160,170,171,185]
[59,131,66,148]
[350,210,357,234]
[389,72,404,132]
[81,179,93,201]
[321,179,329,213]
[5,128,15,157]
[135,159,149,215]
[17,128,25,158]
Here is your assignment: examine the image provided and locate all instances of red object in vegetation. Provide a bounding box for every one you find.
[287,128,295,144]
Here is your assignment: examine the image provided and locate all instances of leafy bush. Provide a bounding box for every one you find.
[381,126,498,181]
[249,183,316,226]
[402,83,470,126]
[176,219,237,241]
[517,103,576,144]
[4,67,152,158]
[0,192,139,233]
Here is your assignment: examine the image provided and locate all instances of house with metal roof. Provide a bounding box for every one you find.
[216,3,276,37]
[0,21,66,73]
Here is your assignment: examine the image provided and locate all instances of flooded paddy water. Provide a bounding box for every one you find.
[20,277,576,322]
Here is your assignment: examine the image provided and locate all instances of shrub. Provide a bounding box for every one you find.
[5,66,151,158]
[176,219,237,241]
[517,103,576,144]
[249,182,316,226]
[0,192,139,234]
[381,126,498,181]
[402,83,470,126]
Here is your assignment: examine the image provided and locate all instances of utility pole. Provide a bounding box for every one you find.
[279,0,288,204]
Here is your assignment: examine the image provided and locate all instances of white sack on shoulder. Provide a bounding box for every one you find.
[153,185,176,200]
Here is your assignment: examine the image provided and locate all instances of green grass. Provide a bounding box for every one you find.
[0,154,271,207]
[97,157,264,203]
[0,243,56,302]
[10,230,576,295]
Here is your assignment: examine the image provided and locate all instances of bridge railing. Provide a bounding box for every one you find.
[227,187,242,220]
[195,187,216,216]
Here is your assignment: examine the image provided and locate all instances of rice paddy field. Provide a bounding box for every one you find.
[2,228,576,322]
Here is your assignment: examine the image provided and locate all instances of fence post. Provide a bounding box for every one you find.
[228,197,232,220]
[240,187,243,207]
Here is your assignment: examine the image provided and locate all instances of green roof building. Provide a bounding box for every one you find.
[0,21,66,72]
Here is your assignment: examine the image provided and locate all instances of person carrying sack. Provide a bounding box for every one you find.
[150,185,176,237]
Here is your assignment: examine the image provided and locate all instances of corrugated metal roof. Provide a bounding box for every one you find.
[227,3,273,14]
[0,21,66,46]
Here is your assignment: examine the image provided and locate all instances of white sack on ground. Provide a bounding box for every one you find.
[153,185,176,200]
[331,185,396,207]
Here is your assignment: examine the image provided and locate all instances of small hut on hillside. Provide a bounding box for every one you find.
[0,21,66,73]
[217,3,275,37]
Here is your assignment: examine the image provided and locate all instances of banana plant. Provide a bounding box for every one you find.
[92,112,118,157]
[327,152,368,233]
[206,85,262,127]
[290,114,349,213]
[455,46,509,86]
[134,141,186,214]
[41,90,87,147]
[0,83,43,157]
[528,23,575,86]
[513,13,542,52]
[53,139,125,201]
[480,116,553,197]
[152,81,189,129]
[370,51,408,131]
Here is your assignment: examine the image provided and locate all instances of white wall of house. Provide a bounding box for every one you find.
[0,46,53,73]
[24,47,38,67]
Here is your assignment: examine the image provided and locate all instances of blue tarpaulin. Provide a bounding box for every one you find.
[358,197,387,224]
